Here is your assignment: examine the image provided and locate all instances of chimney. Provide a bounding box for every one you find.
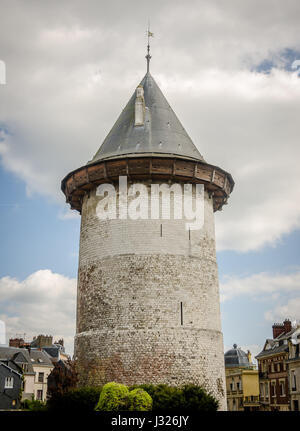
[272,319,292,338]
[247,350,252,364]
[9,338,24,348]
[284,319,292,334]
[134,85,145,126]
[272,323,285,339]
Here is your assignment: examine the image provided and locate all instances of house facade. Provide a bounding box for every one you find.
[256,319,296,411]
[0,346,53,403]
[0,362,22,410]
[225,345,260,411]
[29,349,54,402]
[286,325,300,411]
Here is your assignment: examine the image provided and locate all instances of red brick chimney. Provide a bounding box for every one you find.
[9,338,25,348]
[283,319,292,333]
[272,319,292,338]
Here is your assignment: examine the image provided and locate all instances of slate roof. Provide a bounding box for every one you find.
[255,326,299,359]
[276,329,295,340]
[0,362,22,377]
[28,349,53,367]
[0,346,53,372]
[0,346,34,374]
[224,344,250,368]
[89,72,204,164]
[256,344,288,359]
[42,347,59,359]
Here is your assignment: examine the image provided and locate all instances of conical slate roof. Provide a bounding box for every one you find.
[89,72,204,164]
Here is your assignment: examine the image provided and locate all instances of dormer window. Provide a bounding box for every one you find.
[134,85,145,126]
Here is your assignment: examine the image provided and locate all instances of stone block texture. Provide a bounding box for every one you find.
[75,181,227,410]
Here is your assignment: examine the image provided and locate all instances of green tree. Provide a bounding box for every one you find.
[127,388,152,411]
[95,382,129,411]
[181,384,219,411]
[47,386,102,411]
[47,359,78,408]
[130,383,218,411]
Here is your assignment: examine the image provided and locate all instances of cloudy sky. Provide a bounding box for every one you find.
[0,0,300,358]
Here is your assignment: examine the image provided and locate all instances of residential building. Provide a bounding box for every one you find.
[0,346,35,400]
[0,362,22,410]
[286,325,300,411]
[256,319,294,411]
[0,346,53,402]
[30,335,69,363]
[9,338,31,348]
[225,344,260,411]
[29,349,54,402]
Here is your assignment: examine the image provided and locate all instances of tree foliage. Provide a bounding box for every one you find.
[95,382,130,411]
[129,383,218,411]
[46,380,217,411]
[22,398,48,411]
[127,388,153,411]
[47,359,78,406]
[47,386,102,411]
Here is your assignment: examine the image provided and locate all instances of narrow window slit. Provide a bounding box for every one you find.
[180,302,183,325]
[160,224,162,237]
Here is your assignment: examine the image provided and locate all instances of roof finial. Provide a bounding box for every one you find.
[146,21,154,73]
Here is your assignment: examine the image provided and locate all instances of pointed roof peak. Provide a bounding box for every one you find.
[89,72,205,164]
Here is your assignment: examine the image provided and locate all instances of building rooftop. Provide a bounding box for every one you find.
[224,344,251,368]
[89,72,204,164]
[28,349,53,366]
[0,346,53,372]
[0,346,34,374]
[256,343,288,359]
[255,320,299,359]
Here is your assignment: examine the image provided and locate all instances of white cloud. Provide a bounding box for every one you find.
[220,270,300,302]
[58,209,81,220]
[0,270,76,355]
[0,320,5,345]
[240,345,261,365]
[264,297,300,323]
[0,1,300,251]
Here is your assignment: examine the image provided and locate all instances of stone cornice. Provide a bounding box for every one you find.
[61,156,234,213]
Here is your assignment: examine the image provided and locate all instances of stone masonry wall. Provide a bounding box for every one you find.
[75,180,227,409]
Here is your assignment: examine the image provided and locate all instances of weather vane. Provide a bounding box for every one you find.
[146,22,154,73]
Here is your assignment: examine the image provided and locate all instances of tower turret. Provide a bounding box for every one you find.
[62,67,234,410]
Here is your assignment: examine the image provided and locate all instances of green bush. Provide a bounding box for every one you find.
[22,398,48,411]
[47,386,102,411]
[129,384,184,411]
[130,383,218,411]
[47,382,217,412]
[95,382,129,411]
[127,388,153,411]
[181,384,219,411]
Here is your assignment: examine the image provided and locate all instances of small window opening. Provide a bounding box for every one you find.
[180,302,183,325]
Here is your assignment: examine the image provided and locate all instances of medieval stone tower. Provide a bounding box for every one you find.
[62,57,234,409]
